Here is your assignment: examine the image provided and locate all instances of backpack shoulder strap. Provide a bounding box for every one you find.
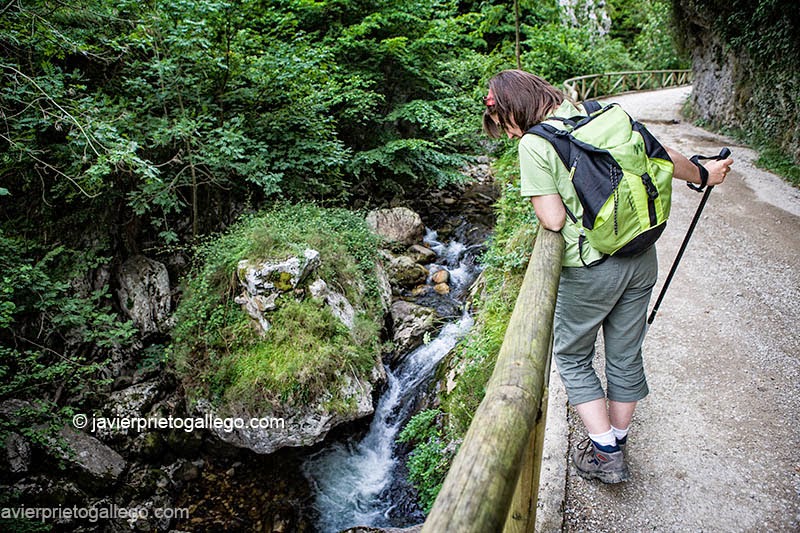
[583,100,602,115]
[526,123,572,170]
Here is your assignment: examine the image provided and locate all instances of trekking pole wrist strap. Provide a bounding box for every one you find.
[687,155,709,192]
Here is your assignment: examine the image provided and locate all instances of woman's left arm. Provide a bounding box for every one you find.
[531,194,566,231]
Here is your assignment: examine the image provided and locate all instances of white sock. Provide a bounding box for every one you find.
[587,428,616,447]
[611,425,629,441]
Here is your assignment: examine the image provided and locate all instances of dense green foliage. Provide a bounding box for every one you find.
[673,0,800,174]
[610,0,688,69]
[170,204,384,411]
[0,0,491,246]
[0,0,680,245]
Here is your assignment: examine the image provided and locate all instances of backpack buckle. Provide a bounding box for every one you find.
[641,173,659,199]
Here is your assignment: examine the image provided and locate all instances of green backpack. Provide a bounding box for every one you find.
[527,100,674,265]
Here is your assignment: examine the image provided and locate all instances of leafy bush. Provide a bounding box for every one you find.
[0,231,136,445]
[397,409,456,513]
[170,204,385,412]
[521,23,639,83]
[630,0,689,69]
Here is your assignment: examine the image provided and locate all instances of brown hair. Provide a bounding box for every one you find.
[482,70,565,138]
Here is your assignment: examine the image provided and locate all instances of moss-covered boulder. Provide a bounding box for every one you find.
[170,205,388,454]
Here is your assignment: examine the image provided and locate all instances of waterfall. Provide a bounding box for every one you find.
[303,230,479,532]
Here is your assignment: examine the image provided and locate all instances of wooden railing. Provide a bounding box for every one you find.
[563,69,692,102]
[421,228,564,533]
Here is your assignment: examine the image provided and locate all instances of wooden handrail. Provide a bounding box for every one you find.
[563,69,692,102]
[421,228,564,533]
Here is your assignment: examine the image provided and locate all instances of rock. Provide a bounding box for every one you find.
[366,207,425,246]
[374,260,393,313]
[0,398,31,419]
[387,256,429,290]
[96,380,162,442]
[164,420,204,456]
[108,380,161,419]
[193,359,385,455]
[411,285,431,297]
[122,464,173,500]
[128,432,166,460]
[390,301,440,358]
[434,283,450,295]
[234,292,275,333]
[413,293,464,321]
[0,401,34,475]
[431,269,450,284]
[117,492,175,532]
[407,244,437,265]
[4,432,30,473]
[55,426,127,491]
[116,255,173,335]
[167,459,203,483]
[309,278,355,329]
[10,475,85,507]
[689,34,734,125]
[451,220,493,249]
[237,249,320,296]
[101,340,143,390]
[235,249,321,333]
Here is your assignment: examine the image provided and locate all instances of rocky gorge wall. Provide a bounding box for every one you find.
[674,0,800,163]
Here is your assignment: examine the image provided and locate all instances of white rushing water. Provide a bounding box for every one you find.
[303,230,478,532]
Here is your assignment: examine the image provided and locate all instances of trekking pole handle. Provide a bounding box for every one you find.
[647,147,731,325]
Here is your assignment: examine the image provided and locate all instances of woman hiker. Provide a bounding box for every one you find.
[482,69,733,483]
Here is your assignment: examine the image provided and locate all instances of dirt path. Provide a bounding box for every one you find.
[538,87,800,532]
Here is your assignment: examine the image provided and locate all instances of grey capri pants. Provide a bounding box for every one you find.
[553,245,658,405]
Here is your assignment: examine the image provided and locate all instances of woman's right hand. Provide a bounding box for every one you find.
[703,157,733,186]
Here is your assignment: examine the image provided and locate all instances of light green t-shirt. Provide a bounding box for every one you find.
[518,99,604,267]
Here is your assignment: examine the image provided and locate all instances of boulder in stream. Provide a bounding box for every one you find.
[366,207,425,247]
[194,360,386,455]
[235,248,357,334]
[390,301,440,360]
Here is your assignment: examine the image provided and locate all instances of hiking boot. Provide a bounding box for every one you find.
[572,437,630,484]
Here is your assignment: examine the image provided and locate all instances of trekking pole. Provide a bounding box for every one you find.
[648,147,731,325]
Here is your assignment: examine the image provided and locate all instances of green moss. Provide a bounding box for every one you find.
[170,203,384,413]
[269,271,295,292]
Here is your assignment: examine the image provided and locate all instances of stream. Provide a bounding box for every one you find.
[302,230,481,532]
